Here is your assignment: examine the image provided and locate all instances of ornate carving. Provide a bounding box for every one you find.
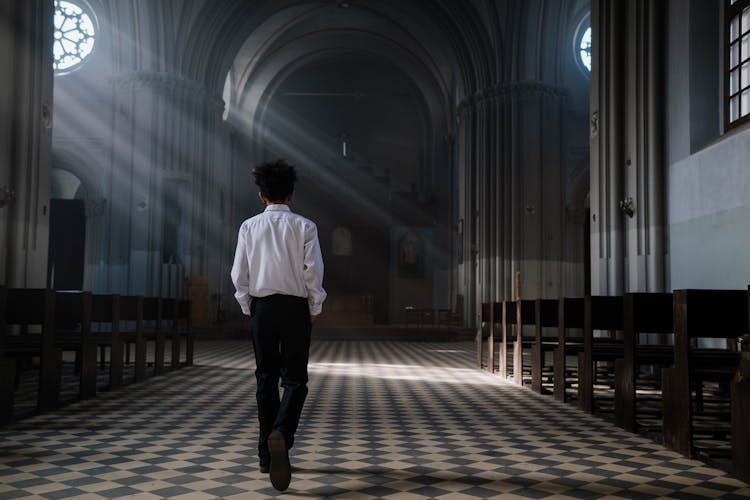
[590,110,599,137]
[42,101,53,129]
[0,185,15,208]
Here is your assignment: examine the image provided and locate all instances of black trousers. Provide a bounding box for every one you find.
[249,294,312,462]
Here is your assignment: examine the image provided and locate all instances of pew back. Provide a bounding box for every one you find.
[54,291,96,399]
[663,289,747,458]
[579,295,624,412]
[615,292,673,431]
[553,297,585,402]
[536,299,558,328]
[6,289,55,327]
[2,289,59,416]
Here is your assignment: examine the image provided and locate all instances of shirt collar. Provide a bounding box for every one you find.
[264,204,291,212]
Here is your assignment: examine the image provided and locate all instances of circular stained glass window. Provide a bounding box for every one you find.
[579,26,592,72]
[53,0,96,73]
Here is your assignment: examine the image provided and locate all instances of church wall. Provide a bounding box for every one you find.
[665,0,750,291]
[457,0,591,328]
[667,127,750,290]
[47,0,234,317]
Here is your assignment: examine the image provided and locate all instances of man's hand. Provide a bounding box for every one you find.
[310,314,319,324]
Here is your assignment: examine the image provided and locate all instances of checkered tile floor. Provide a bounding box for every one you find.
[1,340,749,499]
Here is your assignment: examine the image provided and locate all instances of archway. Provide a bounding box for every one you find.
[48,168,86,290]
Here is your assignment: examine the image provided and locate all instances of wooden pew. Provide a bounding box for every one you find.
[733,379,750,483]
[143,297,165,375]
[531,299,559,394]
[578,295,624,413]
[485,302,495,373]
[493,302,506,377]
[663,289,745,459]
[614,292,674,432]
[510,299,536,385]
[481,301,507,376]
[119,296,146,383]
[731,286,750,483]
[1,289,61,421]
[476,302,490,370]
[91,294,123,390]
[497,301,514,378]
[162,298,180,370]
[178,299,193,367]
[732,322,750,483]
[553,297,585,402]
[54,291,97,400]
[0,286,12,422]
[478,301,510,376]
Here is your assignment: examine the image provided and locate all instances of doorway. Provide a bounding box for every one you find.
[47,168,87,290]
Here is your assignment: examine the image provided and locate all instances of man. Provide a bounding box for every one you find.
[230,159,326,491]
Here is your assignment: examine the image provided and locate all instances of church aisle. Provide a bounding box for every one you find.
[0,340,748,499]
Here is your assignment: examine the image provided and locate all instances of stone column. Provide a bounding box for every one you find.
[590,0,665,294]
[104,72,227,297]
[0,0,54,287]
[457,97,477,325]
[458,81,569,322]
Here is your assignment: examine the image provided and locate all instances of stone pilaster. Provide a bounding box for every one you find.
[0,0,54,287]
[100,71,229,297]
[590,0,665,295]
[458,81,570,326]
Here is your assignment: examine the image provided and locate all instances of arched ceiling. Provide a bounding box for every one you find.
[182,0,496,122]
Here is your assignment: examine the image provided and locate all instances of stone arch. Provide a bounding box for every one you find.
[187,1,496,101]
[51,144,108,291]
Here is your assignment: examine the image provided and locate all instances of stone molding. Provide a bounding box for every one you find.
[458,81,569,110]
[110,71,225,111]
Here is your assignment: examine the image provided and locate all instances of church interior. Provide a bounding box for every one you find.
[2,0,750,498]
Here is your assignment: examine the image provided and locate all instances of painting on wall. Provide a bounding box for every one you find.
[398,230,423,278]
[332,226,353,256]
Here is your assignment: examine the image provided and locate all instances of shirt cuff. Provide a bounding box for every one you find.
[309,301,322,316]
[235,292,252,316]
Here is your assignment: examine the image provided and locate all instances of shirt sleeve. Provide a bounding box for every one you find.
[230,223,252,316]
[303,221,327,316]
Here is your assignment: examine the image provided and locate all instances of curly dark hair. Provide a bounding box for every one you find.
[252,159,298,202]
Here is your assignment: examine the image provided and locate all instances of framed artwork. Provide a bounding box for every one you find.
[398,230,423,278]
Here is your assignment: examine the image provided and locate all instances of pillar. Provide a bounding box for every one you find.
[590,0,665,295]
[0,0,54,287]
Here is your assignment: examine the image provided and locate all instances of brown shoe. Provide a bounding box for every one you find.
[268,430,291,491]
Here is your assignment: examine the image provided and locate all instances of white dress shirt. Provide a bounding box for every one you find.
[231,204,326,316]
